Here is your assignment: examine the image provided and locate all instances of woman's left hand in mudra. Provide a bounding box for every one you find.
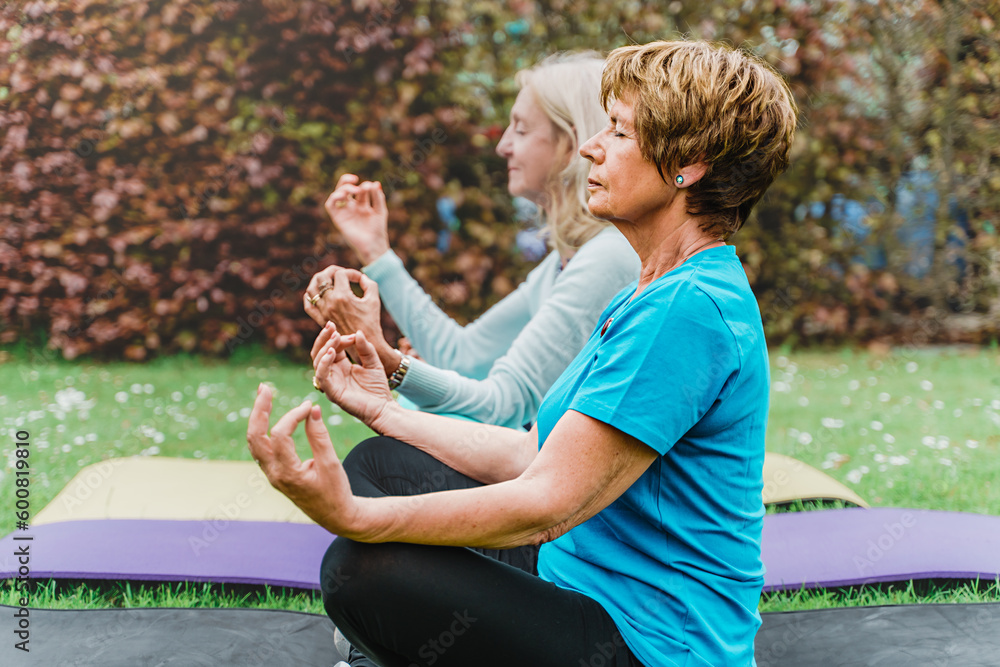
[311,322,394,430]
[246,385,359,535]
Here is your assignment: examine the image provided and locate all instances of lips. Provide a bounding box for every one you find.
[587,178,602,188]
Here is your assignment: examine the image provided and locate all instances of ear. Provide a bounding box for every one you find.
[674,161,709,188]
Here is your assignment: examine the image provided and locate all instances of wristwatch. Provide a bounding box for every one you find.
[387,353,411,390]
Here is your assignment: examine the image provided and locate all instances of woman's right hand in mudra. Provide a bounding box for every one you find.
[311,322,394,431]
[325,173,390,266]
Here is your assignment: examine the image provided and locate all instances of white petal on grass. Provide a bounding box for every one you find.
[883,433,895,444]
[878,392,891,402]
[933,400,945,410]
[889,455,910,466]
[115,392,129,403]
[772,381,791,393]
[226,412,238,423]
[845,469,864,484]
[821,417,844,428]
[848,380,860,391]
[965,440,979,449]
[798,396,809,406]
[61,444,72,453]
[922,435,936,447]
[871,420,883,431]
[938,458,953,467]
[130,383,143,394]
[797,432,813,445]
[866,376,878,386]
[906,361,918,373]
[841,396,851,406]
[171,392,183,402]
[327,414,344,426]
[953,409,963,418]
[776,356,788,368]
[920,380,933,391]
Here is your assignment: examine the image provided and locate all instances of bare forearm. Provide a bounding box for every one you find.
[342,478,555,548]
[371,401,535,484]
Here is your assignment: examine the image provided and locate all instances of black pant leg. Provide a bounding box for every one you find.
[321,539,642,667]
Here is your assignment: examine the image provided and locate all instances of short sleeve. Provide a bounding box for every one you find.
[569,282,741,455]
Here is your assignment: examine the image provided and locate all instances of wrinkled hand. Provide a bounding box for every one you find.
[304,267,398,374]
[246,385,360,536]
[324,174,390,265]
[311,323,394,430]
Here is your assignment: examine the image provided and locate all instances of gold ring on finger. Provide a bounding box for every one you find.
[308,293,320,306]
[312,376,323,391]
[334,200,347,208]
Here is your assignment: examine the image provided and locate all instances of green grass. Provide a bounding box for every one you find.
[0,345,373,528]
[0,580,325,613]
[767,346,1000,513]
[2,344,999,614]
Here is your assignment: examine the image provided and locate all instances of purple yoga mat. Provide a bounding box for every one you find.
[761,507,1000,592]
[3,509,998,593]
[0,520,333,589]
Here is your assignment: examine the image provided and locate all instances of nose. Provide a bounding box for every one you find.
[579,131,601,163]
[496,126,513,158]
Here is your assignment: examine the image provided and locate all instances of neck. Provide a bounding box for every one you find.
[615,213,722,294]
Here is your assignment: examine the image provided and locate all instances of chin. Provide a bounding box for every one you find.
[587,198,613,221]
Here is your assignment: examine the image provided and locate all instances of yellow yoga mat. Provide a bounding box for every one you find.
[33,452,865,526]
[762,452,869,507]
[32,457,315,525]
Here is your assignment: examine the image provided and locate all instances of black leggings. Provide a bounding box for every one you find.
[321,436,643,667]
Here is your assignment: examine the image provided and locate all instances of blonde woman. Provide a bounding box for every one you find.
[304,52,640,429]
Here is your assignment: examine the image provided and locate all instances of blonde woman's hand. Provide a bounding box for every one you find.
[324,174,390,265]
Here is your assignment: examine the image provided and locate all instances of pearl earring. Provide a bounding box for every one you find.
[675,175,684,185]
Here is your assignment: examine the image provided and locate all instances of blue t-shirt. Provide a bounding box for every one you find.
[535,245,768,667]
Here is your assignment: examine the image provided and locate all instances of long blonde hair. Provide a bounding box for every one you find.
[515,52,610,258]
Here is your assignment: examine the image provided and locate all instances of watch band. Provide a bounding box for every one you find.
[387,353,411,390]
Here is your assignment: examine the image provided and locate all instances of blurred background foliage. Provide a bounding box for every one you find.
[0,0,998,360]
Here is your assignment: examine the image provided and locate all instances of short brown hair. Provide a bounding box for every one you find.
[601,40,798,238]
